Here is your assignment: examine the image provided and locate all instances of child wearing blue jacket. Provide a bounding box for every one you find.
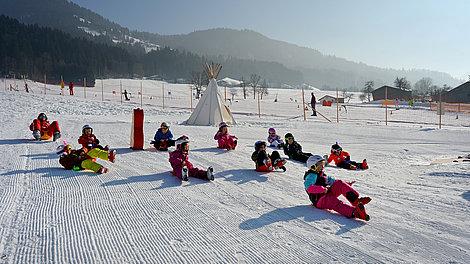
[304,155,371,221]
[151,122,175,151]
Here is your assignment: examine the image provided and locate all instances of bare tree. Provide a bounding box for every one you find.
[362,81,374,102]
[413,77,433,97]
[394,77,411,90]
[259,79,269,100]
[359,93,367,102]
[190,71,209,99]
[229,88,238,101]
[342,89,354,103]
[250,74,261,99]
[240,76,248,99]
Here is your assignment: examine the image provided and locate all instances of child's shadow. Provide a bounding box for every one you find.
[239,204,364,235]
[101,171,181,189]
[21,152,56,160]
[0,139,49,145]
[112,147,136,155]
[216,168,268,185]
[1,167,89,179]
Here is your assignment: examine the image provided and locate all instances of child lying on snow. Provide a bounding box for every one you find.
[57,143,116,174]
[78,125,108,151]
[251,141,287,172]
[169,137,214,181]
[283,133,312,163]
[304,155,371,221]
[267,128,284,149]
[29,113,61,141]
[327,142,368,170]
[214,122,238,150]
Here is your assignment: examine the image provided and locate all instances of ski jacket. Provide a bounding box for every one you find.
[214,131,236,141]
[251,150,270,168]
[267,134,282,145]
[214,131,237,149]
[304,170,335,196]
[30,119,50,132]
[327,151,350,165]
[283,141,305,159]
[154,128,173,141]
[59,149,88,170]
[78,134,100,149]
[169,149,193,174]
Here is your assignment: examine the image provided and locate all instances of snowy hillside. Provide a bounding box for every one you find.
[0,81,469,263]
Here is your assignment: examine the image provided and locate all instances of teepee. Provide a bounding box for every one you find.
[186,63,236,126]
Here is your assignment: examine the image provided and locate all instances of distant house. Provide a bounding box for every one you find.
[318,95,344,104]
[443,81,470,103]
[217,77,242,87]
[372,86,412,101]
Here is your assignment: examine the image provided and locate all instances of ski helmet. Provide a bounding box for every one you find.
[38,113,47,121]
[284,133,294,141]
[160,122,169,128]
[219,122,228,129]
[268,128,276,134]
[254,140,267,151]
[175,138,189,150]
[331,142,342,152]
[306,155,325,169]
[82,124,93,134]
[56,144,72,155]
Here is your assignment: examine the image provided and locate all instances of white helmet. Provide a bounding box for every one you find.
[306,155,325,169]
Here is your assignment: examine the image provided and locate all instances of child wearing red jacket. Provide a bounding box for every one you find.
[304,155,371,221]
[214,122,238,150]
[327,143,368,170]
[78,125,108,151]
[169,138,214,181]
[251,141,286,172]
[29,113,61,141]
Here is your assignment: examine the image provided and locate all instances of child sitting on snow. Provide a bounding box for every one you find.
[214,122,238,150]
[327,143,368,170]
[267,128,284,149]
[151,122,175,151]
[169,137,214,181]
[304,155,371,221]
[251,141,287,172]
[57,143,116,174]
[78,125,108,151]
[283,133,312,163]
[29,113,61,141]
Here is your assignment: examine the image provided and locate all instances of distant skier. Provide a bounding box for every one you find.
[68,81,74,95]
[78,125,108,151]
[251,141,286,172]
[326,142,368,170]
[29,113,61,141]
[169,138,214,181]
[24,82,29,93]
[267,128,284,149]
[214,122,238,150]
[304,155,371,221]
[57,144,116,174]
[283,133,312,163]
[60,80,65,95]
[123,89,130,101]
[310,92,317,116]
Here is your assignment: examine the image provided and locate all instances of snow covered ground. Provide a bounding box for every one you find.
[0,79,469,263]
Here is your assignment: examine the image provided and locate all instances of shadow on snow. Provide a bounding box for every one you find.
[427,172,470,178]
[1,167,90,179]
[216,168,269,184]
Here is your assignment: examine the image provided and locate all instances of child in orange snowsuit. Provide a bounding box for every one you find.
[327,143,368,170]
[214,122,237,150]
[29,113,61,141]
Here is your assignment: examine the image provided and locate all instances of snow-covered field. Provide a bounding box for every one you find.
[0,79,469,263]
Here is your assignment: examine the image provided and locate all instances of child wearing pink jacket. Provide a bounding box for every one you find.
[214,122,238,150]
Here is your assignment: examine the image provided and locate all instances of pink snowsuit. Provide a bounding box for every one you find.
[304,170,359,218]
[214,131,237,150]
[169,149,207,179]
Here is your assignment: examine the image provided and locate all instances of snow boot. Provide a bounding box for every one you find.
[206,167,214,181]
[53,132,61,142]
[352,197,372,207]
[353,203,370,221]
[98,167,108,174]
[361,159,369,170]
[273,159,287,171]
[33,130,41,140]
[108,150,116,163]
[182,166,189,181]
[103,145,110,151]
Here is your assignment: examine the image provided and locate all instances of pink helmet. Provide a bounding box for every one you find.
[268,127,276,133]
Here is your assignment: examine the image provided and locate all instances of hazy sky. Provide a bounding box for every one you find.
[73,0,469,80]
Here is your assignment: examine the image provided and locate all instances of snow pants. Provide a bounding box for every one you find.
[81,148,109,172]
[31,120,60,140]
[172,166,207,180]
[153,139,175,150]
[315,180,359,218]
[218,137,237,150]
[337,160,361,170]
[292,152,312,163]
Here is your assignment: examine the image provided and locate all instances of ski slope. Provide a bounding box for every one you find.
[0,84,469,263]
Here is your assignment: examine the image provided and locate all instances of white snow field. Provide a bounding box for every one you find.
[0,80,469,263]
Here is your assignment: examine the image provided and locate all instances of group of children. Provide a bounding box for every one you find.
[30,113,371,221]
[29,113,116,174]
